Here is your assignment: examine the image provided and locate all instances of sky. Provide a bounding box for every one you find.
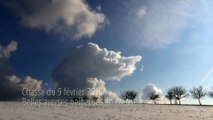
[0,0,213,104]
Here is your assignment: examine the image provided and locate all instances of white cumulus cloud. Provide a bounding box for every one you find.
[87,78,106,97]
[6,0,107,39]
[3,75,43,95]
[86,78,121,102]
[141,83,169,104]
[52,42,141,98]
[142,83,162,99]
[0,41,17,61]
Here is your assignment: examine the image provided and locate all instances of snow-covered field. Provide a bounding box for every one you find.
[0,102,213,120]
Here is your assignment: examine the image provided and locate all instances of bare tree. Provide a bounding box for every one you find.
[170,86,187,105]
[190,86,206,105]
[126,91,138,104]
[148,91,160,104]
[208,87,213,98]
[165,89,174,104]
[120,92,128,104]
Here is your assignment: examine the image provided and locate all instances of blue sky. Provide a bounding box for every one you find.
[0,0,213,104]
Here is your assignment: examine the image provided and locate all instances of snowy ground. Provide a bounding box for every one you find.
[0,102,213,120]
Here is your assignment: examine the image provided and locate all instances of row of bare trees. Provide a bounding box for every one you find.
[120,86,213,105]
[165,86,208,105]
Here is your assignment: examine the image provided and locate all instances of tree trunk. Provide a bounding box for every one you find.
[154,100,156,104]
[170,100,172,105]
[179,100,181,105]
[198,99,202,105]
[175,99,177,105]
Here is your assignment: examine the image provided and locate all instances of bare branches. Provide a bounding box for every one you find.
[208,88,213,98]
[190,86,206,105]
[126,91,138,104]
[120,91,138,104]
[166,86,187,105]
[120,92,128,103]
[165,89,174,104]
[148,91,160,104]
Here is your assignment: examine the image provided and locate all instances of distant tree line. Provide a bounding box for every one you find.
[119,85,213,105]
[70,85,213,105]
